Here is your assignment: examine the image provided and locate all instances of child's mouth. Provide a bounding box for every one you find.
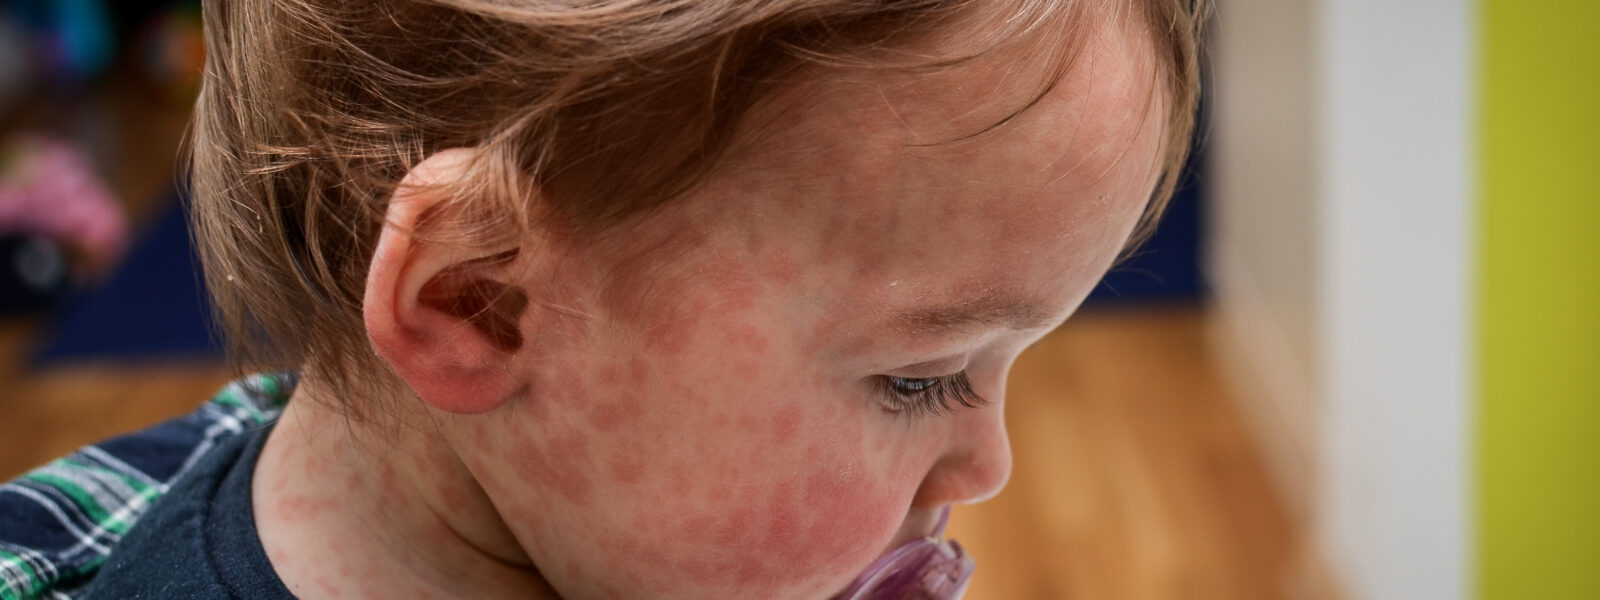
[833,506,975,600]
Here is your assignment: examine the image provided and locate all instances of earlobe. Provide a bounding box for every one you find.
[363,149,530,415]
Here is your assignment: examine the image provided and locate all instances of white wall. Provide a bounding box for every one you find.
[1313,1,1473,598]
[1209,1,1474,599]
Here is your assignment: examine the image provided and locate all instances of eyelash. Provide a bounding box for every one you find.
[874,372,988,418]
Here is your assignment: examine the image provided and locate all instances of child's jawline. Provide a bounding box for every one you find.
[834,506,975,600]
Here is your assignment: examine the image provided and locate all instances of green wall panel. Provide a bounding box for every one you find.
[1478,1,1600,598]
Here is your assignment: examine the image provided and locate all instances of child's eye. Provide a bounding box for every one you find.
[874,372,988,418]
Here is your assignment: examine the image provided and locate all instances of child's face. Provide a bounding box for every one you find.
[451,19,1164,600]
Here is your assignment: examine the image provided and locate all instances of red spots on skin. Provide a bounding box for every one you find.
[681,514,717,538]
[587,400,629,433]
[597,530,671,577]
[715,506,758,546]
[712,413,730,427]
[762,481,804,544]
[275,496,340,524]
[628,356,650,387]
[518,379,553,423]
[314,576,341,598]
[640,298,707,355]
[772,402,804,444]
[628,512,652,535]
[551,363,590,406]
[376,464,404,498]
[511,430,594,503]
[299,454,321,479]
[734,556,767,590]
[712,457,738,481]
[804,470,899,562]
[667,464,693,497]
[563,561,584,587]
[680,384,711,410]
[802,314,844,357]
[764,252,802,287]
[725,322,770,354]
[816,209,852,265]
[732,358,759,380]
[700,258,760,313]
[736,413,759,430]
[607,453,645,484]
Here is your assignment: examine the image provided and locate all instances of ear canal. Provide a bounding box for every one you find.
[417,270,530,353]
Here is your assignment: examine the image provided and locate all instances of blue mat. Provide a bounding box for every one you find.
[30,193,222,366]
[1086,150,1207,304]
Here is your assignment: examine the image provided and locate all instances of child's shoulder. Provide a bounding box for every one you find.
[0,373,292,600]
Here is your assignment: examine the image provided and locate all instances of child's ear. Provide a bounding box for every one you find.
[364,148,531,415]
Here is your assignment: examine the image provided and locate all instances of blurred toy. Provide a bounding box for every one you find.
[137,2,203,101]
[0,15,27,114]
[0,233,67,315]
[3,0,115,88]
[0,134,128,284]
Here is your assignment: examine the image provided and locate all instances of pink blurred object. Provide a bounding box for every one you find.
[835,507,975,600]
[0,134,128,276]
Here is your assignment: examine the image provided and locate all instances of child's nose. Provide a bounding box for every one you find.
[910,405,1013,508]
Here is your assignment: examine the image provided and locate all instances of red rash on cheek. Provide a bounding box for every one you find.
[475,236,922,597]
[772,402,804,445]
[607,452,646,485]
[736,413,759,429]
[726,322,771,354]
[799,471,898,563]
[764,252,802,287]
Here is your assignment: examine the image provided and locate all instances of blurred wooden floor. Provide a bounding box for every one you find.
[0,305,1303,599]
[947,305,1301,600]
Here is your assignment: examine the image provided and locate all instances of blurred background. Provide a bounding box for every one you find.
[0,1,1594,599]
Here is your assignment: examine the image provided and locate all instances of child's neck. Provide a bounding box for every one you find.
[253,383,561,599]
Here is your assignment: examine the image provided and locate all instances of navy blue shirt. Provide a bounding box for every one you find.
[80,422,295,599]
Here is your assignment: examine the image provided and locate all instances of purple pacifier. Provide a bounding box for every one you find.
[834,506,975,600]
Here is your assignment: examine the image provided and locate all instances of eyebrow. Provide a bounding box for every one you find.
[893,290,1058,336]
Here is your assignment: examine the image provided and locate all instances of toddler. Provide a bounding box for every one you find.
[7,0,1202,598]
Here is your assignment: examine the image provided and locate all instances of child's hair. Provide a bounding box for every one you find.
[189,0,1204,412]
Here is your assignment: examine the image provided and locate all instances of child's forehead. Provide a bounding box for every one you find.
[724,12,1162,195]
[597,16,1164,344]
[706,15,1163,231]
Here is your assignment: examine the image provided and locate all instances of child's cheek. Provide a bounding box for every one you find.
[474,252,921,596]
[578,361,912,595]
